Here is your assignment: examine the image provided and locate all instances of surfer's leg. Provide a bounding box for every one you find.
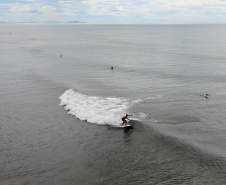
[122,119,126,126]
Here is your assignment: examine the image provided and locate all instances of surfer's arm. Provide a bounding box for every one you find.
[128,115,133,120]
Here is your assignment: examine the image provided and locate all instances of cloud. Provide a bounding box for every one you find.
[58,0,72,4]
[39,5,56,12]
[10,3,34,13]
[1,0,226,23]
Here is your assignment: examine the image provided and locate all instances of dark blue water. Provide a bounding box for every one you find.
[1,24,226,184]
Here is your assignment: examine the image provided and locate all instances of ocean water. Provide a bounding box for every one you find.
[1,24,226,184]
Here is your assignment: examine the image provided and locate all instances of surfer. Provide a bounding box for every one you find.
[205,94,210,98]
[122,114,132,126]
[111,66,113,70]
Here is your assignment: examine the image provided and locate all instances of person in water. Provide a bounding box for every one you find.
[205,94,210,98]
[122,114,133,126]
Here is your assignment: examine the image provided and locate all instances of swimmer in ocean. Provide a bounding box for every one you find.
[205,94,210,98]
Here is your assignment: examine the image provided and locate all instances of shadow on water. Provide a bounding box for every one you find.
[123,126,133,134]
[123,126,133,143]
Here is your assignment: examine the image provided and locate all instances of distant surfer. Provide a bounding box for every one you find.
[111,66,113,70]
[199,93,210,99]
[205,94,210,99]
[122,114,133,126]
[60,55,62,58]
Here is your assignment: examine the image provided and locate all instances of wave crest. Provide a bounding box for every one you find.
[59,89,132,126]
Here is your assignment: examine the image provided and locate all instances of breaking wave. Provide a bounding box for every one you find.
[59,89,146,127]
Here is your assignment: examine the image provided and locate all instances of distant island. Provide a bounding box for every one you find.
[47,21,85,23]
[68,21,85,23]
[0,21,86,24]
[46,21,85,24]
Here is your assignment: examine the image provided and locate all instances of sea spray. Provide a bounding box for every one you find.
[59,89,130,126]
[59,89,147,126]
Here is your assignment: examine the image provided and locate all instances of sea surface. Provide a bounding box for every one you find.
[1,24,226,184]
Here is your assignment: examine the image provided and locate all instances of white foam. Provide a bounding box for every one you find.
[130,95,163,105]
[131,99,142,104]
[146,95,162,100]
[137,112,148,119]
[59,89,133,126]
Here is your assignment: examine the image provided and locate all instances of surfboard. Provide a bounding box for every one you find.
[119,119,133,127]
[119,124,133,128]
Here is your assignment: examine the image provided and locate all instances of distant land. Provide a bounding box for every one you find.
[48,21,85,23]
[0,21,86,24]
[68,21,85,23]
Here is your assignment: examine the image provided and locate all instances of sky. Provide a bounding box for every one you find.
[1,0,226,24]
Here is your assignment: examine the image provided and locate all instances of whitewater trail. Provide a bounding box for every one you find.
[59,89,147,127]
